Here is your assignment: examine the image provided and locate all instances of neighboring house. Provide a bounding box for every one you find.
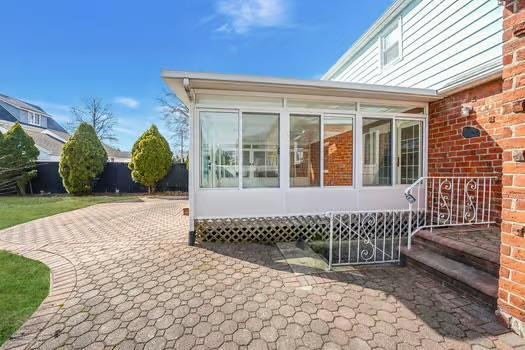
[0,94,131,163]
[164,0,525,337]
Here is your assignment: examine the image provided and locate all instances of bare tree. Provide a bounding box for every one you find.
[158,91,189,161]
[69,98,117,143]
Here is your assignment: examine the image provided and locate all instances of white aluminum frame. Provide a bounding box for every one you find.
[190,90,428,220]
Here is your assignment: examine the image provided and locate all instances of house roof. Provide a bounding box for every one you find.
[162,70,439,107]
[0,93,46,114]
[0,120,131,161]
[322,0,411,80]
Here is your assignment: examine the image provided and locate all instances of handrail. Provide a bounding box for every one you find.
[405,176,497,249]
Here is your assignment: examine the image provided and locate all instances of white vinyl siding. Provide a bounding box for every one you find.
[327,0,503,91]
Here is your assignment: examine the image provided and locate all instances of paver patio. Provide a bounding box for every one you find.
[1,197,524,349]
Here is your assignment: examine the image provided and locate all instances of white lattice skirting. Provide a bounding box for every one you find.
[195,212,424,243]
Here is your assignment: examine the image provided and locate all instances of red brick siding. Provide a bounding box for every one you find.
[324,130,353,186]
[428,79,503,223]
[290,131,353,186]
[498,0,525,327]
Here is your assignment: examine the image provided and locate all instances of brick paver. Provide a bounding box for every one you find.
[1,197,524,349]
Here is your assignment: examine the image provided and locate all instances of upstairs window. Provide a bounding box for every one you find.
[381,20,401,67]
[28,112,42,126]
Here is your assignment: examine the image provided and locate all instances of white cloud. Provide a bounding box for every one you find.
[114,97,139,109]
[215,0,289,34]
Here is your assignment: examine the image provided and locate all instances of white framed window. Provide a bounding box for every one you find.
[28,112,41,126]
[380,19,402,67]
[199,110,281,189]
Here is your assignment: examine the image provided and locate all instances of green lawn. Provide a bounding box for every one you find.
[0,195,137,230]
[0,251,50,346]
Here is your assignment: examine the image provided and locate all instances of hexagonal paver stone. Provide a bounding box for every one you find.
[327,329,349,346]
[278,305,295,317]
[348,337,371,350]
[135,326,157,343]
[303,332,324,349]
[334,316,352,331]
[311,319,330,335]
[233,329,252,346]
[128,317,148,332]
[204,331,225,348]
[156,314,175,330]
[293,311,311,325]
[147,307,165,320]
[232,309,250,323]
[66,312,89,327]
[208,311,226,325]
[285,323,304,339]
[276,336,296,350]
[165,324,184,341]
[246,318,263,332]
[69,320,93,337]
[220,320,238,335]
[260,326,278,342]
[175,334,196,350]
[73,331,98,348]
[181,313,200,328]
[249,338,269,350]
[193,322,212,337]
[105,328,128,346]
[143,337,167,350]
[270,315,288,330]
[99,319,121,334]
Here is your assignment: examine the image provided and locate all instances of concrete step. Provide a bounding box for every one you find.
[401,244,498,309]
[413,229,500,277]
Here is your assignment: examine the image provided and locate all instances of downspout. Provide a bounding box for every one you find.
[183,78,194,102]
[184,77,197,246]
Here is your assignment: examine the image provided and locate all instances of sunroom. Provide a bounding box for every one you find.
[163,71,444,263]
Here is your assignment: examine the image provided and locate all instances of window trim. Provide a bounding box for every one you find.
[322,114,355,188]
[28,112,42,126]
[395,119,423,185]
[194,94,428,192]
[241,112,281,189]
[379,17,403,69]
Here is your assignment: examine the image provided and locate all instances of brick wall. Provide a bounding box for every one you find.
[498,0,525,335]
[290,131,353,187]
[324,130,353,186]
[428,79,503,222]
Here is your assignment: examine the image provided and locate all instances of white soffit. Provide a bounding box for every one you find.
[162,70,439,105]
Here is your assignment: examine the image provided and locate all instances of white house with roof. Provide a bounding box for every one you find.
[0,94,131,163]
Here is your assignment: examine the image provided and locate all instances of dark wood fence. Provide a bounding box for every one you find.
[28,162,188,194]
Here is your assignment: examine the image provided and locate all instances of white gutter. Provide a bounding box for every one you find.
[162,70,439,101]
[437,70,502,97]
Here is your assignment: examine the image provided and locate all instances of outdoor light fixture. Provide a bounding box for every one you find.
[461,105,472,117]
[405,192,416,204]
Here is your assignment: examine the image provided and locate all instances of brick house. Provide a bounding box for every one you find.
[163,0,525,337]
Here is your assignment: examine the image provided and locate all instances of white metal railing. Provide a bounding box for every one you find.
[404,176,497,249]
[327,210,419,269]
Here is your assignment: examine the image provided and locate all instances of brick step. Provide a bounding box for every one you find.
[400,244,498,309]
[413,229,500,277]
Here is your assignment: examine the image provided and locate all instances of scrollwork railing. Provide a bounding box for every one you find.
[404,176,496,249]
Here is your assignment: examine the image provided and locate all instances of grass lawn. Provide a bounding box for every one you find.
[0,250,50,346]
[0,195,137,230]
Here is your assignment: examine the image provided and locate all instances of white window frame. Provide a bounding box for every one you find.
[28,112,42,126]
[380,17,403,69]
[194,92,427,192]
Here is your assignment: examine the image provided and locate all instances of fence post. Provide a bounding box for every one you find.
[408,203,413,250]
[328,213,334,271]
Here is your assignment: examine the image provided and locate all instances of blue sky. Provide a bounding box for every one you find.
[2,0,394,151]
